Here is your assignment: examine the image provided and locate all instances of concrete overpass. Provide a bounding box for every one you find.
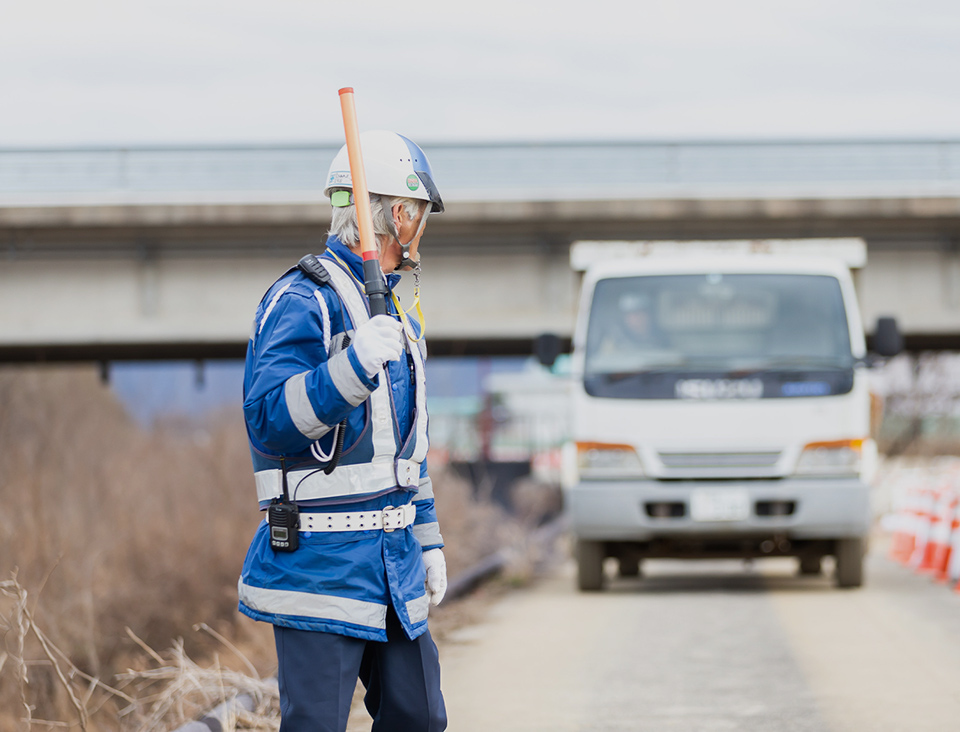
[2,140,960,362]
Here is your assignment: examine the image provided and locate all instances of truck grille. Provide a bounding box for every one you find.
[658,452,782,470]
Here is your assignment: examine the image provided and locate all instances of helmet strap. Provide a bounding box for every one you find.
[380,194,429,272]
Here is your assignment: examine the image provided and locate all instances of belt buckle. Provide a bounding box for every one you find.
[382,505,396,533]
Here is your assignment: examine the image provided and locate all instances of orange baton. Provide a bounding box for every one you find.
[338,87,388,316]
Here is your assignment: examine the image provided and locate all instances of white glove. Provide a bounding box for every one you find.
[422,548,447,606]
[351,315,404,378]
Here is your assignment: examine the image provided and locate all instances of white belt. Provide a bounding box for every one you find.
[299,504,416,533]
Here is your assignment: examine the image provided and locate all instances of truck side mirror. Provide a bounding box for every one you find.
[534,333,563,368]
[872,316,902,357]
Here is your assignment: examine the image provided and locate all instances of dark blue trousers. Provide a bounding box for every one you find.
[273,609,447,732]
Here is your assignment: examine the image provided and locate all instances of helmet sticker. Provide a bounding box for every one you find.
[406,174,420,191]
[328,170,352,187]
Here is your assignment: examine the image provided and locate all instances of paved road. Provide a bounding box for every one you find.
[437,547,960,732]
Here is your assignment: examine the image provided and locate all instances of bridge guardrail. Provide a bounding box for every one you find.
[2,140,960,204]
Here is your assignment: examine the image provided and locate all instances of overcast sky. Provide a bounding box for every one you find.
[2,0,959,146]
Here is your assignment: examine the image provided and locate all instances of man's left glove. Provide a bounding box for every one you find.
[422,548,447,606]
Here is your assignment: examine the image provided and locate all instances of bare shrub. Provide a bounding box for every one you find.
[0,365,261,727]
[119,627,280,732]
[2,572,279,732]
[510,477,563,527]
[431,465,511,580]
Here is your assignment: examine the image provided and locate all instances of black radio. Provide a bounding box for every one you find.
[269,499,299,552]
[270,458,299,552]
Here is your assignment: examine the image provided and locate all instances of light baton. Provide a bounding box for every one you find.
[338,87,388,316]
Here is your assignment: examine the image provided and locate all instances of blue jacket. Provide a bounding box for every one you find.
[238,237,442,642]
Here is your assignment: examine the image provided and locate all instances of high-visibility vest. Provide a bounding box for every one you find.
[250,258,430,507]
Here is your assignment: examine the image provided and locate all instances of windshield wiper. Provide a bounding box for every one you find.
[728,357,853,375]
[587,365,684,382]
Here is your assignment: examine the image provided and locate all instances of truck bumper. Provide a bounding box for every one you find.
[566,477,871,542]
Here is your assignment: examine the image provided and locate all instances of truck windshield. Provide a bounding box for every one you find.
[583,273,854,399]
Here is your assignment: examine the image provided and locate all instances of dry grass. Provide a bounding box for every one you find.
[2,571,281,731]
[0,365,262,728]
[0,365,549,731]
[117,627,281,732]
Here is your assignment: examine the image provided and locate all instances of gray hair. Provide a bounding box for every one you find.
[328,195,426,250]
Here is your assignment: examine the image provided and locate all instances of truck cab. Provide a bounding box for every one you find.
[557,239,900,590]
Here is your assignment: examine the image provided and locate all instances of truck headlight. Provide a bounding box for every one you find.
[576,441,644,479]
[794,439,863,477]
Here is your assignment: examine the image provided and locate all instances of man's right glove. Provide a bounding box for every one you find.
[351,315,404,378]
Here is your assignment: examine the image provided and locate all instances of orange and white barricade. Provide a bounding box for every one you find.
[885,473,925,565]
[939,503,960,585]
[907,487,938,570]
[924,488,958,578]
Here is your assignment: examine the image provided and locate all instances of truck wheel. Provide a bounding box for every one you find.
[798,556,822,576]
[577,540,606,591]
[835,538,864,588]
[618,556,642,578]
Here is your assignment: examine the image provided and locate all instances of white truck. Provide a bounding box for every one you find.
[540,239,902,590]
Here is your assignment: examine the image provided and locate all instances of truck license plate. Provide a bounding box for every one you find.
[690,489,750,522]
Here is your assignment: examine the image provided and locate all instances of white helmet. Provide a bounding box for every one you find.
[324,130,443,214]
